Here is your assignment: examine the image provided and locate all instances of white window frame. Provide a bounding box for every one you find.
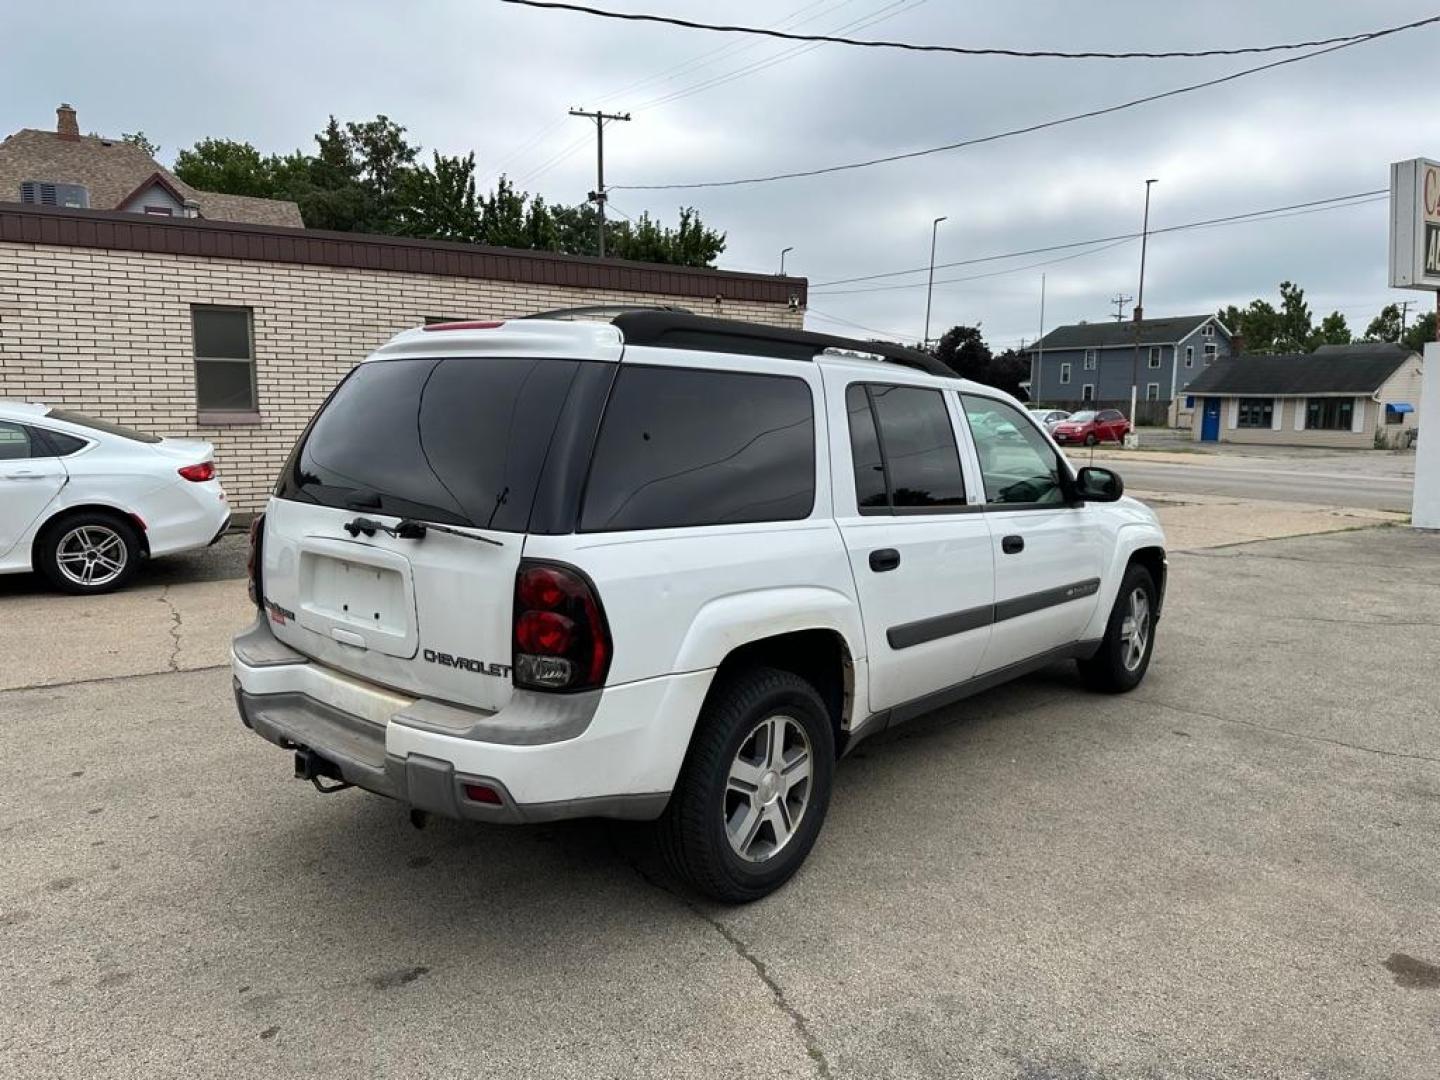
[1185,345,1194,367]
[1083,348,1098,371]
[1059,362,1072,385]
[1145,383,1161,402]
[1203,343,1218,364]
[1147,346,1162,368]
[1081,383,1095,402]
[1202,323,1215,338]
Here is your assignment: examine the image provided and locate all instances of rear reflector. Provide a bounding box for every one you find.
[422,320,505,332]
[178,461,216,482]
[463,784,502,805]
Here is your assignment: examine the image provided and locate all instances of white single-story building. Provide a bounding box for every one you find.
[1184,343,1423,449]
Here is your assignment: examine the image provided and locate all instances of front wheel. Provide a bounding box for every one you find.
[1077,564,1156,692]
[658,667,834,903]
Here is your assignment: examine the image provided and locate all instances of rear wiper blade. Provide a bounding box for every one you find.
[342,516,503,547]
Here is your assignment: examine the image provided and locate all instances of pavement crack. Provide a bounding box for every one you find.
[158,586,183,672]
[620,851,833,1078]
[1145,698,1440,765]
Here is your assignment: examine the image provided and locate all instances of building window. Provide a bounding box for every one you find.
[1305,398,1354,431]
[1146,383,1160,401]
[1081,383,1095,402]
[1202,323,1215,338]
[1185,346,1194,367]
[1148,346,1161,368]
[192,306,257,413]
[1385,403,1410,425]
[1185,395,1195,409]
[1204,343,1218,364]
[1237,398,1274,428]
[1083,348,1097,370]
[1059,362,1072,385]
[144,205,173,216]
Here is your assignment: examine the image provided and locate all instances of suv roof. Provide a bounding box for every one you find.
[376,310,954,379]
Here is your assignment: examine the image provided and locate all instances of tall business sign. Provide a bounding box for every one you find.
[1390,158,1440,528]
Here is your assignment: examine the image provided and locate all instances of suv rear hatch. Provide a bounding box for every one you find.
[260,352,589,712]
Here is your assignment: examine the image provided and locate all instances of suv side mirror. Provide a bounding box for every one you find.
[1075,466,1124,502]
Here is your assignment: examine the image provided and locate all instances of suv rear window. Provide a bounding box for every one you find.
[276,356,582,531]
[580,366,815,532]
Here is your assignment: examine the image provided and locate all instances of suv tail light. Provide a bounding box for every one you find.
[247,513,265,608]
[178,461,216,482]
[513,562,611,692]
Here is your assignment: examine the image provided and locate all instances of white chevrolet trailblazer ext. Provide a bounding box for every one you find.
[232,310,1166,902]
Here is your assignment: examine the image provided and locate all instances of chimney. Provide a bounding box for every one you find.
[1231,333,1245,356]
[56,103,79,141]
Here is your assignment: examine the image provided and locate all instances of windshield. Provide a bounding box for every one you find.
[276,356,583,530]
[1068,411,1097,423]
[46,408,161,443]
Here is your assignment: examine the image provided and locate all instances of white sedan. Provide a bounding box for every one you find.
[0,402,230,594]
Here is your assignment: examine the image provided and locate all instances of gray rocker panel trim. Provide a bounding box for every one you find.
[886,577,1102,650]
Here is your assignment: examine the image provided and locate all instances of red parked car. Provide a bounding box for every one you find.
[1051,408,1131,446]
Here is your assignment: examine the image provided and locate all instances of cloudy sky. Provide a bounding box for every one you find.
[5,0,1437,346]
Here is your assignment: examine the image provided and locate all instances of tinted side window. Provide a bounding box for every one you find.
[962,395,1066,506]
[35,429,89,456]
[581,366,815,532]
[845,384,888,509]
[867,385,966,508]
[0,421,34,461]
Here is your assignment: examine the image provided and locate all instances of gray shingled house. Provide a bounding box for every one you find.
[0,103,302,228]
[1183,343,1423,449]
[1026,313,1233,425]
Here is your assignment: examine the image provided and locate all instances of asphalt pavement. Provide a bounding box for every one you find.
[3,527,1439,1079]
[1105,458,1414,511]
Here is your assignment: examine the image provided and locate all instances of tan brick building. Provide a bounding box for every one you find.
[0,204,807,511]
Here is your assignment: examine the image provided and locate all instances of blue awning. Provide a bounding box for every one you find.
[1386,402,1415,414]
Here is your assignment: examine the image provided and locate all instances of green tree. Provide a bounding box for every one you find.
[173,115,726,266]
[1274,281,1314,352]
[121,131,160,158]
[1314,310,1351,347]
[934,324,992,382]
[1364,304,1404,343]
[1219,298,1281,353]
[1402,310,1436,352]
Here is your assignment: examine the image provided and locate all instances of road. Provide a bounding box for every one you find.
[1100,457,1415,511]
[4,528,1440,1079]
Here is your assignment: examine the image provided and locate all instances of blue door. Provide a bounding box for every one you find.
[1200,398,1221,442]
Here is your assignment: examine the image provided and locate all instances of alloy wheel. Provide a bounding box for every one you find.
[724,714,813,863]
[1119,587,1151,671]
[55,525,128,588]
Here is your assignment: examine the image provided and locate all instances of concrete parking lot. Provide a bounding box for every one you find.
[3,523,1438,1079]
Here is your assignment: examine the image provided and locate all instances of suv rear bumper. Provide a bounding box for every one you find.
[230,617,709,823]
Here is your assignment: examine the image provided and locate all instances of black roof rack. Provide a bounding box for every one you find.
[521,303,694,320]
[610,310,952,378]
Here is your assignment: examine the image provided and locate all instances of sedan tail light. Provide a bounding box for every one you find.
[512,562,611,692]
[178,461,216,482]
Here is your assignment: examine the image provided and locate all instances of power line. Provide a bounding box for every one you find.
[807,307,915,339]
[500,2,1440,62]
[810,190,1388,290]
[610,27,1438,191]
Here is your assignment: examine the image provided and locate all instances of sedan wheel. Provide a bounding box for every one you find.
[55,524,129,589]
[38,513,142,595]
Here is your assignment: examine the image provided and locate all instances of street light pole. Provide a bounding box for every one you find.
[923,215,947,349]
[1131,178,1158,427]
[779,246,794,275]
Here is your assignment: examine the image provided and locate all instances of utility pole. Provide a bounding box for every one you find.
[1111,293,1133,323]
[1035,273,1046,403]
[569,107,631,259]
[1131,178,1158,428]
[1398,298,1415,331]
[923,215,947,349]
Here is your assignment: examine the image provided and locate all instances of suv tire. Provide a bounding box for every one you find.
[658,666,834,903]
[1077,563,1156,693]
[37,511,142,595]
